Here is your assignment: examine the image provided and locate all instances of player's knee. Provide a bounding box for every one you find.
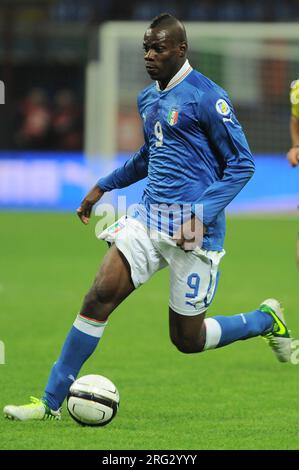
[170,334,204,354]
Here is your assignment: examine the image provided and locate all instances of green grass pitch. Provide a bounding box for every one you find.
[1,212,298,450]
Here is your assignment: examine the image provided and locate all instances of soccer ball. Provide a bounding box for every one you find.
[67,374,120,426]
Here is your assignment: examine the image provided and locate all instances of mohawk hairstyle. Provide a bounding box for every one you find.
[149,13,177,29]
[149,13,187,45]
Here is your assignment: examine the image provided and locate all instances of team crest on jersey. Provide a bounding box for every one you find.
[167,108,179,126]
[215,99,230,116]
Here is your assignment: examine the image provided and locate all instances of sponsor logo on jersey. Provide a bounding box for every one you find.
[167,108,179,126]
[223,116,234,124]
[215,99,231,116]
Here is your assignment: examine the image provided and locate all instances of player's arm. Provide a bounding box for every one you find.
[97,143,149,192]
[287,116,299,167]
[174,92,254,250]
[192,92,255,227]
[287,81,299,167]
[77,144,149,225]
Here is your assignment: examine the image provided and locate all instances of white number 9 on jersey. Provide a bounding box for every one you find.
[154,121,163,147]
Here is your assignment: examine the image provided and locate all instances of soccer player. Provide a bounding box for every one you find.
[287,79,299,168]
[287,79,299,265]
[4,14,292,421]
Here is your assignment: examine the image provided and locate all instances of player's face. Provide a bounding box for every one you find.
[143,28,185,87]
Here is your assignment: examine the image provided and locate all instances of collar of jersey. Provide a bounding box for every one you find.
[156,59,193,92]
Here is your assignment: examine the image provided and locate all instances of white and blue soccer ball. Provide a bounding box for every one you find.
[67,374,120,426]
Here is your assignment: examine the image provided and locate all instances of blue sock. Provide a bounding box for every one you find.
[204,310,273,350]
[43,315,107,411]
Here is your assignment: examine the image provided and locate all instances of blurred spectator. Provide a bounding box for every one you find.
[185,1,212,21]
[130,0,299,22]
[3,0,299,25]
[49,0,93,23]
[14,88,52,149]
[51,89,83,150]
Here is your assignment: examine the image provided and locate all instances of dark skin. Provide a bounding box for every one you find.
[143,26,187,90]
[76,22,207,353]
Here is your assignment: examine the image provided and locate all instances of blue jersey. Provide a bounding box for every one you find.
[98,60,255,250]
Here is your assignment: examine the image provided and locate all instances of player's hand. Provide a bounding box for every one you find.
[173,216,206,251]
[77,185,104,225]
[287,146,299,167]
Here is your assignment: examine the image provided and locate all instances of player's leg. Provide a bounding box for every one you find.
[42,244,135,412]
[4,244,134,421]
[170,299,292,361]
[41,217,167,416]
[167,247,292,361]
[79,243,135,321]
[4,216,167,421]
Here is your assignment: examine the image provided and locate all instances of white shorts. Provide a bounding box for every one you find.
[98,216,225,316]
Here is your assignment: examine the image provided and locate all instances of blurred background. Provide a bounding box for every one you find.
[0,0,298,211]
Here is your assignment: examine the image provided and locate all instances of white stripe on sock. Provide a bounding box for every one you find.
[203,318,222,350]
[73,315,107,338]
